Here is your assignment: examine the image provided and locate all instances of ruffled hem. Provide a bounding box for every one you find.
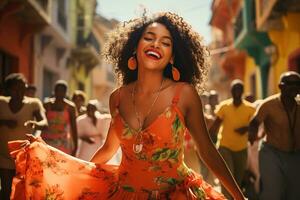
[8,140,225,200]
[8,140,117,200]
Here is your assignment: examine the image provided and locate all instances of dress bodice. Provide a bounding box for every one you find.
[112,104,190,192]
[110,84,196,194]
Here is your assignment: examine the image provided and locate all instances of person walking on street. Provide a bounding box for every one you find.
[0,73,47,200]
[76,100,111,161]
[210,80,255,199]
[249,71,300,200]
[41,80,78,156]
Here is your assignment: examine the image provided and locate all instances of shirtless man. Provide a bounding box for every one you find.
[249,71,300,200]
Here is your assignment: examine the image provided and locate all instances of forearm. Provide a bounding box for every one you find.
[199,143,244,199]
[34,119,48,129]
[248,119,260,143]
[90,145,115,164]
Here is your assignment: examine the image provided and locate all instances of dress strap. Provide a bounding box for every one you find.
[172,83,184,105]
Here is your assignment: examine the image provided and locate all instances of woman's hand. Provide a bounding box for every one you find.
[26,134,46,144]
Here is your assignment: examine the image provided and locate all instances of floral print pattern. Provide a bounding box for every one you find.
[8,89,226,200]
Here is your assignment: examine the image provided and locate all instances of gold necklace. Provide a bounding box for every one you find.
[131,79,165,153]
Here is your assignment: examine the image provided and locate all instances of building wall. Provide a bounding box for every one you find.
[68,0,97,100]
[243,56,263,99]
[268,12,300,94]
[0,15,33,82]
[91,16,118,110]
[69,65,91,98]
[33,0,73,99]
[33,34,71,100]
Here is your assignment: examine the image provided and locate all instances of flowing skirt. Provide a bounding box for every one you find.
[8,140,226,200]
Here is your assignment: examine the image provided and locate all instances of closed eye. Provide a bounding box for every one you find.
[162,42,171,47]
[144,37,153,41]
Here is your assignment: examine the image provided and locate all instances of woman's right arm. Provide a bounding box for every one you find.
[183,85,245,200]
[90,90,120,164]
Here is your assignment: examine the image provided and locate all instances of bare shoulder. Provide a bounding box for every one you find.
[110,84,133,104]
[0,96,9,103]
[43,98,54,109]
[109,85,130,114]
[64,99,76,109]
[44,97,54,104]
[109,87,121,109]
[174,82,202,116]
[180,83,200,103]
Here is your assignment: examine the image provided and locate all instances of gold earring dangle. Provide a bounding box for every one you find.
[128,52,137,70]
[170,61,180,81]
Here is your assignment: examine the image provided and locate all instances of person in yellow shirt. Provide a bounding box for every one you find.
[210,79,256,200]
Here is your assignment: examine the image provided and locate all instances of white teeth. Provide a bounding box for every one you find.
[146,51,161,59]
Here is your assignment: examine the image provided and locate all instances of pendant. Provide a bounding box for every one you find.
[133,143,143,153]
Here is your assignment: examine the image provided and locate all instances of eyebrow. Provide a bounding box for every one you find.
[144,31,172,41]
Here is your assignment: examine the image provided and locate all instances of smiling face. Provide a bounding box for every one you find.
[136,22,173,71]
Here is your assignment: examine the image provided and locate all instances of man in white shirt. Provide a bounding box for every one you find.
[76,100,121,164]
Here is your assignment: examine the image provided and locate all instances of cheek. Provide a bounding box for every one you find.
[136,40,146,53]
[164,48,173,62]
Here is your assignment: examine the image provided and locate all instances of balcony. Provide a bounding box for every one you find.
[256,0,300,31]
[234,0,272,67]
[209,0,241,31]
[0,0,50,26]
[71,31,101,74]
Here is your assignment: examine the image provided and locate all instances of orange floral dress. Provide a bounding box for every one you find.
[8,85,226,200]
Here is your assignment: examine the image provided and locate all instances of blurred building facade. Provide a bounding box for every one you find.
[67,0,99,100]
[0,0,50,93]
[90,15,118,110]
[255,0,300,95]
[209,0,300,99]
[33,0,74,99]
[209,0,243,100]
[0,0,118,108]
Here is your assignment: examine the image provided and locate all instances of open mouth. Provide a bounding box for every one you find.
[145,50,161,60]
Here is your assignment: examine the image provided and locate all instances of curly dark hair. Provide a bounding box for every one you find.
[103,12,209,91]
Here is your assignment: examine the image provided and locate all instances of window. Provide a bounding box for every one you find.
[43,68,57,100]
[0,50,19,95]
[57,0,67,30]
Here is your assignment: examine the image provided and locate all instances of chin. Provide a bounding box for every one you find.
[144,63,166,71]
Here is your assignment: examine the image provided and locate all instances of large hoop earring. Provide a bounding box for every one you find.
[128,53,137,70]
[170,61,180,81]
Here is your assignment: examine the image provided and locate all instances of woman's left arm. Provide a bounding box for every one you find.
[183,85,245,200]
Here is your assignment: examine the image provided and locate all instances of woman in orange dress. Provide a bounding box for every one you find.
[8,12,245,200]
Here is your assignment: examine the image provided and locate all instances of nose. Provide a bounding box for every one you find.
[152,39,160,48]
